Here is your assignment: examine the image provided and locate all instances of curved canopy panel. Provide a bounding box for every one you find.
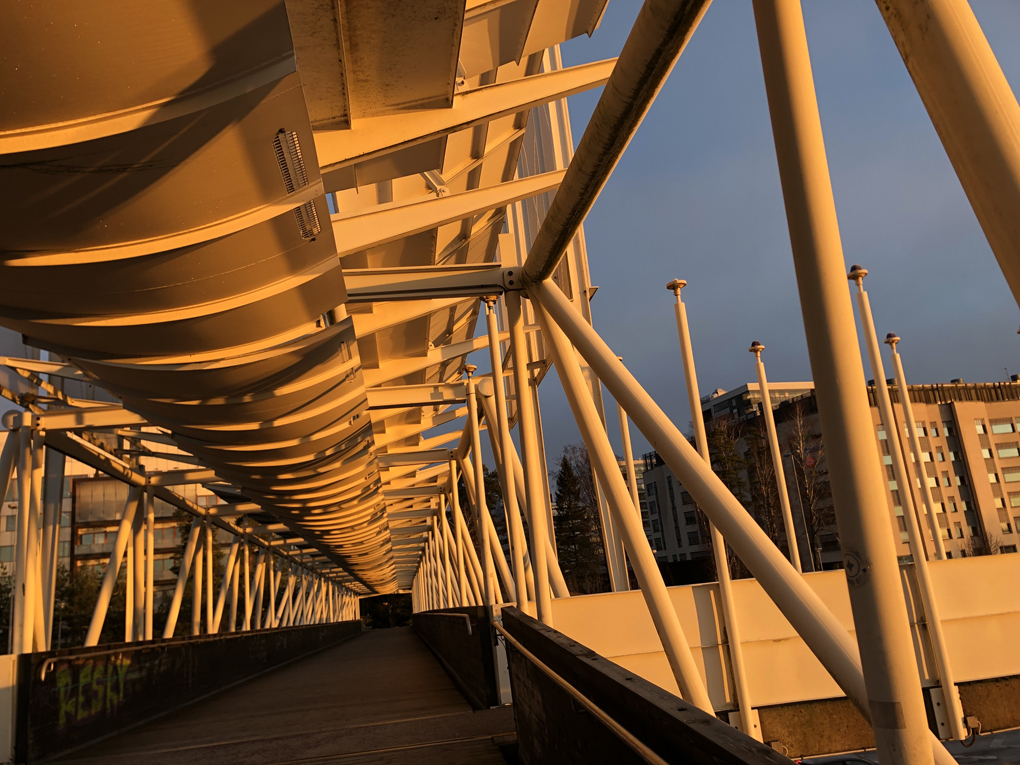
[0,0,609,594]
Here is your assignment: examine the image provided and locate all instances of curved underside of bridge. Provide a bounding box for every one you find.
[0,0,609,595]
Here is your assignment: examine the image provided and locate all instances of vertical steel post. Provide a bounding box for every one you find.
[192,529,203,636]
[507,290,553,624]
[204,521,214,632]
[465,366,495,608]
[753,1,934,760]
[229,549,239,632]
[13,416,32,654]
[30,430,46,651]
[440,495,454,608]
[41,446,64,650]
[145,486,154,641]
[242,540,251,630]
[132,489,145,641]
[450,462,469,605]
[749,342,802,571]
[484,299,530,609]
[617,403,641,524]
[851,266,966,740]
[668,279,757,738]
[886,337,948,560]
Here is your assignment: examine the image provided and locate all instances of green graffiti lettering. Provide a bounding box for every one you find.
[56,666,75,730]
[76,663,92,721]
[91,660,105,716]
[105,659,119,713]
[116,656,129,703]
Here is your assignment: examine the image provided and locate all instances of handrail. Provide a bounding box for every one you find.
[493,622,669,765]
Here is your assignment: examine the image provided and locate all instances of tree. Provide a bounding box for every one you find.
[553,448,605,594]
[784,399,834,570]
[744,422,785,553]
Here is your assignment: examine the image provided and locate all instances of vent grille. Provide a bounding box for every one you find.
[273,130,310,194]
[293,200,321,239]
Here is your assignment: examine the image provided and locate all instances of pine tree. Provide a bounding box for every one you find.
[553,450,603,594]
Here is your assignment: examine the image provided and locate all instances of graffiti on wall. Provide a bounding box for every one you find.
[54,655,131,729]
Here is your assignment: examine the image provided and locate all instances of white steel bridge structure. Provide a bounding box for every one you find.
[1,1,1019,764]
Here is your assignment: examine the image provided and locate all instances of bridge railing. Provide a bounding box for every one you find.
[498,606,792,765]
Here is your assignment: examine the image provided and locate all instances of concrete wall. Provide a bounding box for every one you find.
[549,555,1020,755]
[502,607,791,765]
[15,621,363,763]
[412,607,499,709]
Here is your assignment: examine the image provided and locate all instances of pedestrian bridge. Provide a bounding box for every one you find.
[2,0,1020,764]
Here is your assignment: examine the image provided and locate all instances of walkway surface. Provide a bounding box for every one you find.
[54,628,515,764]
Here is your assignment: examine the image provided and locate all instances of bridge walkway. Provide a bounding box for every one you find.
[53,627,515,764]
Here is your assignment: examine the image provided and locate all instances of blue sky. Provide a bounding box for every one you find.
[527,0,1020,463]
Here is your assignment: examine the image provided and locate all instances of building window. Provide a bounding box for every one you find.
[949,451,960,461]
[975,419,987,434]
[1002,545,1019,553]
[0,546,13,562]
[941,472,951,487]
[889,480,898,491]
[982,448,993,459]
[882,455,893,465]
[998,444,1020,459]
[687,531,701,546]
[684,511,696,526]
[1003,467,1020,483]
[58,541,69,558]
[996,497,1006,508]
[878,427,887,441]
[915,422,927,437]
[936,448,945,462]
[943,421,956,437]
[930,423,940,438]
[990,473,1000,484]
[954,522,964,538]
[991,418,1015,435]
[4,515,15,532]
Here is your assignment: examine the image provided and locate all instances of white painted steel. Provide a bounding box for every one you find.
[533,298,713,713]
[668,281,756,739]
[853,275,966,740]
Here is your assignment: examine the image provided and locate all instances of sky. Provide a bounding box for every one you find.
[526,0,1020,465]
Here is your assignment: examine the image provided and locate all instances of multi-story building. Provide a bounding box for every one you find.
[0,429,227,598]
[640,379,1020,569]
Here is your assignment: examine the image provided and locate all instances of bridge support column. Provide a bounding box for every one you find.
[507,290,553,625]
[484,298,530,612]
[876,0,1020,308]
[753,1,934,761]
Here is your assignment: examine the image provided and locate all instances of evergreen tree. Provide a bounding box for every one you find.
[553,450,603,594]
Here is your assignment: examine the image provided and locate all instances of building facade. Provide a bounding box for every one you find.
[640,379,1020,569]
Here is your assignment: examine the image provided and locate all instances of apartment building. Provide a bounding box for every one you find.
[640,379,1020,568]
[0,429,227,597]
